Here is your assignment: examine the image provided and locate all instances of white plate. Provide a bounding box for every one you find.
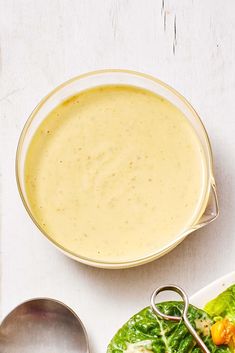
[190,271,235,309]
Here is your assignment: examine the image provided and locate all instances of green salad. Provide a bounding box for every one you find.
[107,285,235,353]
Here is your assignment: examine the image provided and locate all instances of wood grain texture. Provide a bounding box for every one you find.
[1,1,235,352]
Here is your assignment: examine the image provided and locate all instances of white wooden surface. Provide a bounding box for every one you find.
[0,1,235,352]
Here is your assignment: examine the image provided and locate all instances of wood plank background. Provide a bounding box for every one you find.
[0,1,235,352]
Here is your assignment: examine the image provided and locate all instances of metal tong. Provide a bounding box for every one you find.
[151,285,211,353]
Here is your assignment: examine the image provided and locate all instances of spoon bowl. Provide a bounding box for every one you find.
[0,298,89,353]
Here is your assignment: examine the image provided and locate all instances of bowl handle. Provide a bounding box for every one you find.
[194,181,219,229]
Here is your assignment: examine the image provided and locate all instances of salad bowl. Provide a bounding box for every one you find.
[108,272,235,353]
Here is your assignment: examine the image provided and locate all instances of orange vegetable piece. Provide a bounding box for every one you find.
[211,319,235,346]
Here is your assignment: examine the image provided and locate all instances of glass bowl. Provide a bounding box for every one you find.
[16,69,219,268]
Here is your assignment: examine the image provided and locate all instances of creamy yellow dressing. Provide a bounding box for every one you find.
[25,85,208,262]
[124,340,153,353]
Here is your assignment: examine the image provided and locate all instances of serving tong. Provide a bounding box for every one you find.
[151,285,211,353]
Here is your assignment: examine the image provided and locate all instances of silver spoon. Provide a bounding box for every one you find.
[151,285,211,353]
[0,298,89,353]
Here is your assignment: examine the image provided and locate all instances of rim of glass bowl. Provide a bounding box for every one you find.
[15,69,215,269]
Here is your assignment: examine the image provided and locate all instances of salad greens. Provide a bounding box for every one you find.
[107,301,229,353]
[204,285,235,324]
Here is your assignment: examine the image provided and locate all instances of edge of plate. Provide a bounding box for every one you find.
[190,271,235,308]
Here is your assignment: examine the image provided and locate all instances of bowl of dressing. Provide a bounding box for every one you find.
[16,69,218,268]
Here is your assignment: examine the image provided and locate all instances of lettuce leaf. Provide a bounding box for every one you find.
[107,302,229,353]
[204,285,235,323]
